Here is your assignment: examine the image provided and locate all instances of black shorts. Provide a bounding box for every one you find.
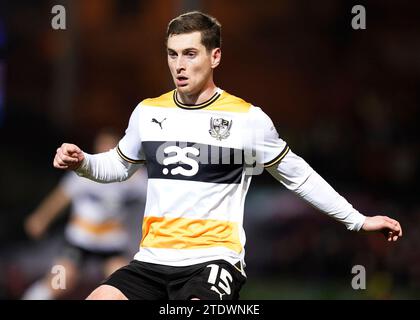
[102,259,247,300]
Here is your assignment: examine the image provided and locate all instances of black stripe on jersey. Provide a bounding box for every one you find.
[116,145,145,164]
[142,141,244,184]
[263,145,290,168]
[173,90,221,110]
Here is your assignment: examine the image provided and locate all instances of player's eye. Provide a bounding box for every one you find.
[168,52,177,58]
[186,52,196,58]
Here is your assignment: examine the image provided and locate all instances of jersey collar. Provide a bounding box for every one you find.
[173,88,222,110]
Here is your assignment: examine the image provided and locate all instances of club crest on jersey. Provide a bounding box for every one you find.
[209,118,232,141]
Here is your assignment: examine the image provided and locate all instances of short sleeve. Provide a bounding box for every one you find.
[117,104,146,164]
[246,106,289,167]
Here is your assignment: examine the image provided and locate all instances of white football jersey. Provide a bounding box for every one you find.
[117,88,288,268]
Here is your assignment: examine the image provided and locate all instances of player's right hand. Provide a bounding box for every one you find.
[53,143,85,170]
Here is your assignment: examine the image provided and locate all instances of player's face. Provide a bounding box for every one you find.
[167,31,220,96]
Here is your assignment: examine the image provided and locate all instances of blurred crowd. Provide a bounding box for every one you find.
[0,0,419,299]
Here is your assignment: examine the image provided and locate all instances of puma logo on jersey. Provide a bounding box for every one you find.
[162,146,199,176]
[151,118,166,129]
[210,286,226,300]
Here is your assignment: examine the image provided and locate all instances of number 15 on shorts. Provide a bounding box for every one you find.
[206,264,233,300]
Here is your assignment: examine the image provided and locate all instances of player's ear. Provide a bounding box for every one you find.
[210,48,221,69]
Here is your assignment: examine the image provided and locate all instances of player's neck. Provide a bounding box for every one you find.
[176,83,218,105]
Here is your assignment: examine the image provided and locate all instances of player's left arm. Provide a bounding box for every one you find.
[266,151,402,242]
[249,106,402,241]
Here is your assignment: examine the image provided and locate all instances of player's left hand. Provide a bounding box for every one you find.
[361,215,402,242]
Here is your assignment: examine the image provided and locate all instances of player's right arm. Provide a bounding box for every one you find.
[53,105,145,183]
[53,142,140,182]
[53,143,85,170]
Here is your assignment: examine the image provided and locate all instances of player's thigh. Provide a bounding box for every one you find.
[86,285,128,300]
[170,260,246,300]
[101,260,168,300]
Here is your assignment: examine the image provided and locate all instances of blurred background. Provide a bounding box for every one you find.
[1,0,419,299]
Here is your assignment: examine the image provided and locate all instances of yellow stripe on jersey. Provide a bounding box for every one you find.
[140,90,251,113]
[70,217,123,235]
[140,216,242,253]
[206,91,251,113]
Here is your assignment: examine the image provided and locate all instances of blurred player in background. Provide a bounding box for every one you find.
[22,129,147,299]
[53,12,402,300]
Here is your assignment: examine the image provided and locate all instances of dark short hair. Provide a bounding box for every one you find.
[166,11,221,51]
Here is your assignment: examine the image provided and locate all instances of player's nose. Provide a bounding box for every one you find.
[175,57,186,72]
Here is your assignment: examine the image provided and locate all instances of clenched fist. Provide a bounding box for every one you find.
[53,143,85,170]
